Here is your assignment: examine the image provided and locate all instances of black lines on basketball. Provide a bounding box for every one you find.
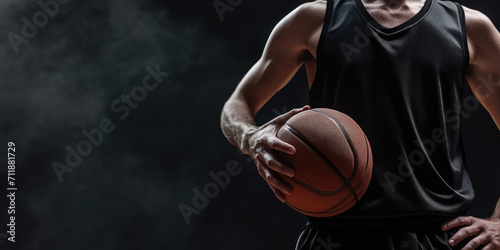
[291,177,343,195]
[283,124,355,196]
[274,108,373,217]
[312,110,359,202]
[312,110,359,178]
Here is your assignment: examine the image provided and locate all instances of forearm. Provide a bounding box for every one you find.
[492,198,500,220]
[221,98,258,155]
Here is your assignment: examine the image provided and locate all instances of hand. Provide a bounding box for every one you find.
[246,105,310,202]
[442,216,500,250]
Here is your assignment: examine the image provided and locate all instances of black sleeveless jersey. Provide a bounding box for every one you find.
[309,0,474,220]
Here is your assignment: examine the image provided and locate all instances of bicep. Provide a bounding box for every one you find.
[230,5,318,115]
[466,68,500,129]
[236,52,304,115]
[465,8,500,129]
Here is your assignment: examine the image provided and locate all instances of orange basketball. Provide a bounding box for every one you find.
[275,108,373,217]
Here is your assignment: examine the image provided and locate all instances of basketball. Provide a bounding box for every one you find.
[275,108,373,217]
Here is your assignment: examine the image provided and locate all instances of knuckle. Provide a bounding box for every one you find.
[265,172,273,181]
[252,153,260,161]
[459,218,464,223]
[267,138,278,148]
[256,137,265,146]
[265,157,274,166]
[253,147,263,156]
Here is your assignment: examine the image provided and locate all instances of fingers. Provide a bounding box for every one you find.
[256,159,286,202]
[248,106,310,203]
[443,217,500,250]
[262,167,292,195]
[260,146,295,177]
[448,225,483,248]
[263,106,311,155]
[443,217,477,247]
[265,136,296,155]
[461,235,488,250]
[442,216,474,231]
[256,156,292,196]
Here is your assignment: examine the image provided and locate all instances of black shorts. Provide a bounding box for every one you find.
[295,215,474,250]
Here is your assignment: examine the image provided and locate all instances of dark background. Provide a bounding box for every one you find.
[0,0,498,249]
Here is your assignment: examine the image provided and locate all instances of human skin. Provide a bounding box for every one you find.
[220,1,500,249]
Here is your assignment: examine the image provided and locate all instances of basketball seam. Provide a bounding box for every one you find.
[311,110,360,202]
[287,133,372,215]
[280,126,346,194]
[291,177,343,195]
[323,135,371,214]
[283,124,357,198]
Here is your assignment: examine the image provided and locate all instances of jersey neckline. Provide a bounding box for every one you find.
[353,0,434,35]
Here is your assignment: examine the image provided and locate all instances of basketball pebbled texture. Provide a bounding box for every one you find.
[275,108,373,217]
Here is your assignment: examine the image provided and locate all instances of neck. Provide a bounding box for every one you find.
[363,0,421,8]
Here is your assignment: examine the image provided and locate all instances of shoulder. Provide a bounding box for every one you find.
[277,1,326,28]
[460,6,499,65]
[266,1,327,54]
[462,6,495,33]
[280,1,326,28]
[296,0,327,15]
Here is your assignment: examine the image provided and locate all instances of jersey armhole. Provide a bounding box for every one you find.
[454,2,470,76]
[454,2,470,157]
[310,0,334,91]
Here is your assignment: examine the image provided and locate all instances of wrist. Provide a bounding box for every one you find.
[240,125,258,155]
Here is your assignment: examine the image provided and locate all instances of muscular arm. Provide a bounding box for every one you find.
[221,1,325,154]
[465,7,500,130]
[442,8,500,250]
[465,7,500,217]
[220,1,325,202]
